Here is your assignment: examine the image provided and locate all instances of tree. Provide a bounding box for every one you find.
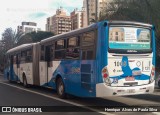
[100,0,160,69]
[16,34,33,46]
[0,28,24,70]
[2,28,24,51]
[100,0,160,26]
[27,31,54,42]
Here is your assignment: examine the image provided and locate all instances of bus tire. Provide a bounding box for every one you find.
[23,75,28,88]
[158,80,160,88]
[56,78,66,98]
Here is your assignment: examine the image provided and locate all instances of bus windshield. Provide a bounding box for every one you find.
[109,26,151,52]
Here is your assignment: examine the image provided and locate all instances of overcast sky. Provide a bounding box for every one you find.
[0,0,83,39]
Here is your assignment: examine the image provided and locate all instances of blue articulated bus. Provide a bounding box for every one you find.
[4,20,156,98]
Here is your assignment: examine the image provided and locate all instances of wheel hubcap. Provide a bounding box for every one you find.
[59,82,64,95]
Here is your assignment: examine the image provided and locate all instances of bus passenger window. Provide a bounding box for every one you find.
[55,40,65,49]
[55,50,65,59]
[66,48,80,59]
[50,45,54,60]
[82,31,95,46]
[41,45,45,61]
[21,51,26,63]
[67,37,80,47]
[65,36,80,60]
[13,55,16,64]
[55,39,66,60]
[17,54,20,68]
[26,49,32,62]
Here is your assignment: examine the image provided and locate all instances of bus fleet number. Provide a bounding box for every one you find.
[114,61,122,67]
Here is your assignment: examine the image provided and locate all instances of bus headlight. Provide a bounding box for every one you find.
[149,66,155,83]
[102,66,111,86]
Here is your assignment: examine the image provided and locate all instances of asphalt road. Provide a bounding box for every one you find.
[0,74,160,115]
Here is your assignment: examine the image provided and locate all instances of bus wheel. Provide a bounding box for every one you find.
[158,80,160,88]
[57,78,66,98]
[23,75,28,88]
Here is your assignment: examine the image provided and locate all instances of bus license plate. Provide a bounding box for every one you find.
[125,76,135,81]
[128,89,135,93]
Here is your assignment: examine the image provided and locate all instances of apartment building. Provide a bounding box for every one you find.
[70,8,86,30]
[17,22,41,34]
[46,7,71,35]
[83,0,112,26]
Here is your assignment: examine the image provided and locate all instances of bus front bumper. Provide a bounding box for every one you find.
[96,81,155,97]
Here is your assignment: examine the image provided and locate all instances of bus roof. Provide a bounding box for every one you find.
[40,20,153,44]
[7,43,36,54]
[40,23,98,44]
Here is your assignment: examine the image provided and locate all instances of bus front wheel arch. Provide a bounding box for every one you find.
[56,77,66,98]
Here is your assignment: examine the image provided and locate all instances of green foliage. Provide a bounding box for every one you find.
[1,28,24,50]
[27,31,54,42]
[0,29,54,67]
[100,0,160,31]
[16,34,33,46]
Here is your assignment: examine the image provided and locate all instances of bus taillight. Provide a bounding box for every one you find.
[102,67,111,85]
[103,73,108,78]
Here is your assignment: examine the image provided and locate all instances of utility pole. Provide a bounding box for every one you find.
[95,0,98,22]
[86,0,89,25]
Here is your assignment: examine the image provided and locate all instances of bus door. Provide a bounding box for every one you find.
[13,54,20,81]
[16,53,20,81]
[39,45,47,86]
[9,55,13,80]
[45,45,53,86]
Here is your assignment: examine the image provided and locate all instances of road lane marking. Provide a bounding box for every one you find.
[0,82,113,115]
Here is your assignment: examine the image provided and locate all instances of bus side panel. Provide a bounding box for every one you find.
[79,60,96,97]
[96,22,108,83]
[64,60,96,97]
[39,62,47,86]
[20,63,33,85]
[40,60,96,97]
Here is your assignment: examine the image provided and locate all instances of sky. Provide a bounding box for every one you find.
[0,0,83,39]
